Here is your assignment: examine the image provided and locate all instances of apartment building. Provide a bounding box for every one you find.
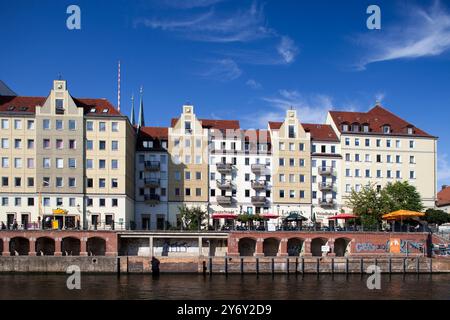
[0,80,135,229]
[327,105,437,209]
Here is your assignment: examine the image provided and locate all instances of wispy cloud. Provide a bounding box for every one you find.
[357,1,450,69]
[135,2,273,43]
[241,90,334,128]
[160,0,226,9]
[438,153,450,184]
[277,36,299,64]
[246,79,262,89]
[375,92,386,103]
[198,58,242,81]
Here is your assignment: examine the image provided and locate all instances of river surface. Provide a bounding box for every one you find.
[0,274,449,300]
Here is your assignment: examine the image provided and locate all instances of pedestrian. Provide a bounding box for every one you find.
[151,256,160,276]
[12,219,18,230]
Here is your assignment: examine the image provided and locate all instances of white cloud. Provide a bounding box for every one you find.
[375,92,386,103]
[357,1,450,69]
[135,2,273,43]
[241,90,334,128]
[246,79,262,89]
[277,36,299,64]
[199,59,242,81]
[438,153,450,184]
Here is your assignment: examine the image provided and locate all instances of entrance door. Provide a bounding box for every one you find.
[157,216,165,230]
[21,214,29,230]
[7,214,15,229]
[142,216,150,230]
[55,216,64,230]
[91,215,99,230]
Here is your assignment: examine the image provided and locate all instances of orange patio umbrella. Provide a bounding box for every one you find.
[382,210,425,221]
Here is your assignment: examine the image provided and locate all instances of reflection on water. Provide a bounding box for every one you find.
[0,274,449,300]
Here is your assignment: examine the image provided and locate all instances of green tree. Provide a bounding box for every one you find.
[424,208,450,225]
[178,205,207,230]
[384,181,423,212]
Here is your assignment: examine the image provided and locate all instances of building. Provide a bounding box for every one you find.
[0,80,135,230]
[436,185,450,213]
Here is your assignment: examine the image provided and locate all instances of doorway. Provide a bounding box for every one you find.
[21,214,29,230]
[7,214,15,229]
[142,215,150,230]
[157,215,165,230]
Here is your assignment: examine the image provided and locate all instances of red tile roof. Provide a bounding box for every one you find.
[139,126,168,140]
[0,95,122,116]
[302,123,339,142]
[243,129,271,143]
[268,121,339,142]
[170,117,240,130]
[329,105,434,138]
[437,186,450,207]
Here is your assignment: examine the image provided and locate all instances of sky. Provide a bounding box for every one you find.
[1,0,450,186]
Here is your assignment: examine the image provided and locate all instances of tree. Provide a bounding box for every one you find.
[424,209,450,225]
[384,181,423,212]
[178,205,207,230]
[347,183,391,229]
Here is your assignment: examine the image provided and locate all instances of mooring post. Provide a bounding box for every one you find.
[117,257,121,276]
[240,257,244,274]
[346,257,349,274]
[271,258,275,275]
[416,257,420,274]
[403,257,407,273]
[301,257,305,274]
[209,257,213,275]
[286,258,290,274]
[331,258,334,274]
[389,257,392,274]
[225,257,228,275]
[203,260,207,275]
[316,258,320,274]
[360,258,363,274]
[429,257,433,274]
[256,257,259,275]
[295,257,298,274]
[375,258,378,268]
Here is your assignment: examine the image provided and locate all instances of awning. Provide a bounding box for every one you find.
[284,212,308,221]
[52,208,68,215]
[212,213,238,219]
[261,214,279,219]
[327,213,358,220]
[382,210,425,221]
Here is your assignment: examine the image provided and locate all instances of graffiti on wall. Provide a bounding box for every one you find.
[355,240,424,253]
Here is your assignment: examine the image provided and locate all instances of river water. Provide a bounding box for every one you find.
[0,274,448,300]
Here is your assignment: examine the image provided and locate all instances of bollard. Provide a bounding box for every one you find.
[403,258,407,273]
[286,258,290,274]
[256,257,259,275]
[271,258,275,275]
[429,257,432,274]
[225,257,228,275]
[331,258,334,274]
[375,258,378,267]
[360,258,363,274]
[301,257,305,274]
[209,257,213,275]
[202,260,207,275]
[240,257,244,274]
[295,257,298,275]
[317,258,320,274]
[346,257,349,274]
[117,257,121,276]
[389,257,392,274]
[416,257,420,274]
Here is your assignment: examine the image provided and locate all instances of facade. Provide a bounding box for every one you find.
[0,80,439,230]
[0,80,135,230]
[436,185,450,213]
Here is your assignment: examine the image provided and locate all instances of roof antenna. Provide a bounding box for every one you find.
[117,60,121,112]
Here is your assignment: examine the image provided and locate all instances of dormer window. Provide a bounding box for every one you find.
[352,123,360,132]
[383,125,391,134]
[8,106,15,111]
[407,127,414,135]
[362,124,370,133]
[90,108,96,113]
[342,124,349,132]
[102,108,108,113]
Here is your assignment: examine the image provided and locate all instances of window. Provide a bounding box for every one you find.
[365,139,370,147]
[407,127,414,135]
[99,122,106,131]
[342,124,349,132]
[1,138,9,149]
[1,119,9,129]
[27,139,34,149]
[112,199,118,207]
[14,119,22,129]
[345,138,350,146]
[185,188,191,196]
[14,177,21,187]
[376,155,382,163]
[410,156,415,164]
[346,184,351,193]
[331,146,336,153]
[185,139,191,148]
[355,138,360,146]
[245,158,250,166]
[111,159,118,169]
[299,174,305,183]
[175,171,181,181]
[321,145,326,153]
[68,158,76,168]
[355,154,360,162]
[43,177,50,186]
[279,174,285,182]
[365,154,371,162]
[396,170,401,179]
[289,143,295,151]
[196,188,201,197]
[55,99,64,111]
[355,169,360,177]
[299,190,305,199]
[386,140,391,148]
[289,190,295,198]
[56,177,63,187]
[14,158,22,168]
[27,177,34,187]
[99,159,106,169]
[99,179,106,188]
[2,197,9,206]
[43,139,50,149]
[195,156,202,164]
[69,140,76,149]
[28,198,34,206]
[111,141,119,151]
[86,140,93,150]
[99,141,106,150]
[355,184,361,192]
[86,121,94,131]
[376,139,381,147]
[396,140,401,148]
[410,171,415,179]
[56,139,63,149]
[87,178,93,188]
[69,198,76,207]
[387,170,392,179]
[43,119,51,130]
[289,158,295,167]
[68,178,76,187]
[27,120,35,130]
[299,159,305,167]
[68,120,76,130]
[279,190,285,198]
[56,158,64,169]
[196,172,201,180]
[86,159,93,169]
[383,125,391,134]
[279,158,285,166]
[289,174,295,183]
[56,120,63,130]
[86,198,93,207]
[1,158,8,168]
[409,140,414,148]
[352,124,360,132]
[245,190,250,197]
[185,171,191,180]
[299,143,305,151]
[396,155,401,163]
[345,169,351,177]
[184,155,191,164]
[27,158,34,169]
[363,125,369,133]
[387,155,392,163]
[185,121,192,134]
[365,169,371,178]
[111,179,118,188]
[288,125,295,138]
[13,139,21,149]
[43,158,51,168]
[112,122,118,132]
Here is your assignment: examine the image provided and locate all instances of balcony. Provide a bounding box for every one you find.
[251,164,269,175]
[318,182,335,192]
[144,178,160,188]
[144,194,160,204]
[251,196,267,206]
[320,199,335,208]
[318,166,335,176]
[144,161,160,171]
[216,196,233,205]
[216,179,236,190]
[251,180,268,190]
[216,163,234,174]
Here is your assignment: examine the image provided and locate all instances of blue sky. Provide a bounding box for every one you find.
[1,0,450,185]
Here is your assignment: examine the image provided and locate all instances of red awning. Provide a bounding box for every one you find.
[212,213,238,219]
[261,214,280,219]
[327,214,358,220]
